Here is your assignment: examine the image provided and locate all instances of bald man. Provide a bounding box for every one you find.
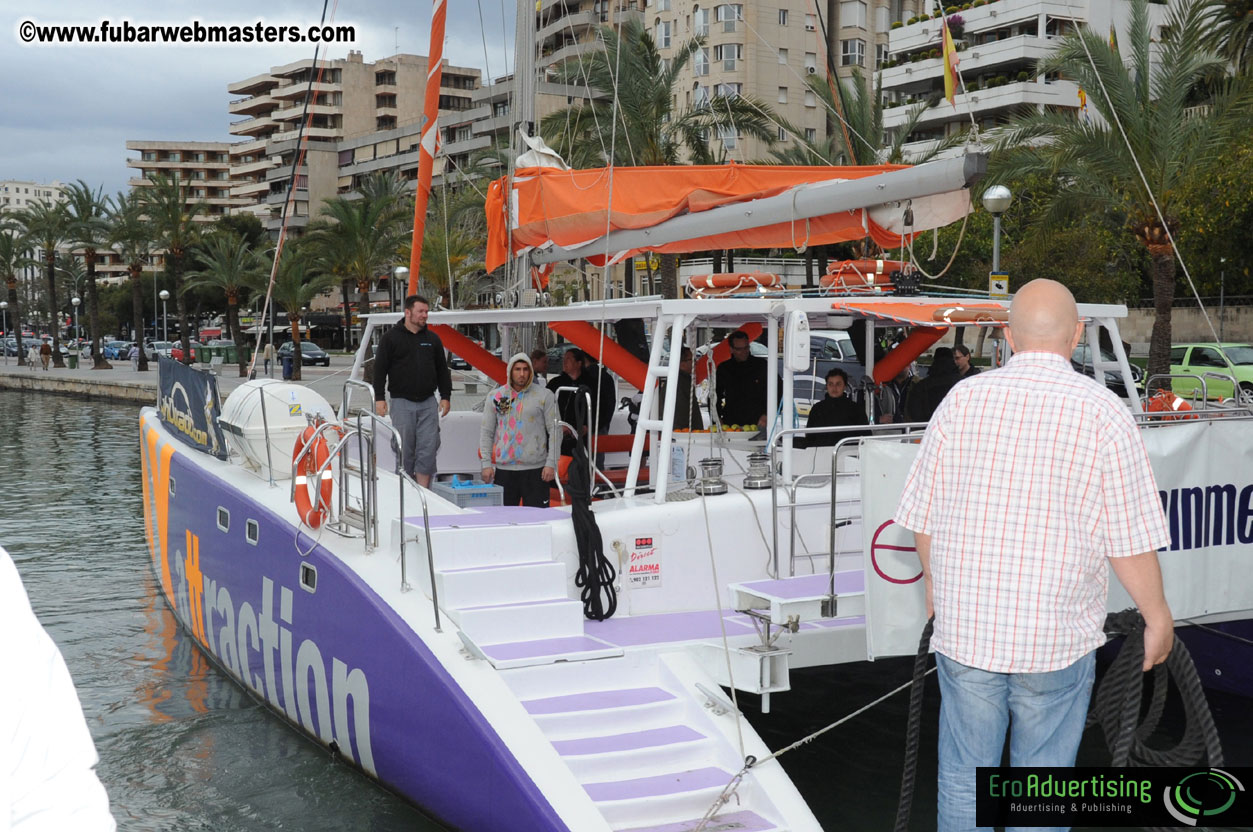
[895,279,1173,832]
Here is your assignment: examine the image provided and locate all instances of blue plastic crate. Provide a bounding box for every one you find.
[432,477,504,508]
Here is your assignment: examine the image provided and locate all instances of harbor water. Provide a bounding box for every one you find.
[2,390,1249,831]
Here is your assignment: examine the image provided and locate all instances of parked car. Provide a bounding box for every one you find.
[170,341,204,362]
[148,341,174,360]
[277,340,331,367]
[1071,343,1145,398]
[793,374,827,419]
[105,341,135,361]
[1169,343,1253,401]
[447,352,470,370]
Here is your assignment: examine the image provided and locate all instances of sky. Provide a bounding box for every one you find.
[0,0,517,196]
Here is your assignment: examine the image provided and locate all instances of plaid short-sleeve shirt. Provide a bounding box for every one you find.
[894,351,1170,673]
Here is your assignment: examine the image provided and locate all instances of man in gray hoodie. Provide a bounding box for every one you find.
[480,353,563,507]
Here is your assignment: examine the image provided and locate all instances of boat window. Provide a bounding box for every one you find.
[168,476,176,497]
[216,507,230,533]
[299,563,317,593]
[246,519,260,545]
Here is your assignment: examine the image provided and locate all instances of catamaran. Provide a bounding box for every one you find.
[138,136,1253,829]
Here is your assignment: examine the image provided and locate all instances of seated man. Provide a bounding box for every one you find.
[798,367,869,447]
[715,330,774,429]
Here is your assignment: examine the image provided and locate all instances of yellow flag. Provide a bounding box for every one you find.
[942,18,960,107]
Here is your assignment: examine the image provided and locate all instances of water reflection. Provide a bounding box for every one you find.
[0,393,438,831]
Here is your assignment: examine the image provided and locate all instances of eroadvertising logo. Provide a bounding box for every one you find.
[976,767,1251,827]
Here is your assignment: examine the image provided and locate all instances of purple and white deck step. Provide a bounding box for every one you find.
[585,766,750,828]
[435,560,567,609]
[397,509,561,570]
[449,596,585,645]
[617,809,781,832]
[523,686,687,738]
[727,570,866,626]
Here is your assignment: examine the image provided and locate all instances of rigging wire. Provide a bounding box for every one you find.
[248,0,337,381]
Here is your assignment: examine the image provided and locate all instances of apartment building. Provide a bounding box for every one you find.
[530,1,924,162]
[225,50,481,233]
[125,140,249,221]
[0,179,66,210]
[881,0,1165,157]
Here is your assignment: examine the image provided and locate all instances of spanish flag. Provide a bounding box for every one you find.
[942,17,960,107]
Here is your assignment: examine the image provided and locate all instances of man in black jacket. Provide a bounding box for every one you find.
[799,367,869,447]
[373,295,452,486]
[715,330,775,429]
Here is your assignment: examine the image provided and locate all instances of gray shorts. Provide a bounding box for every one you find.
[391,396,440,477]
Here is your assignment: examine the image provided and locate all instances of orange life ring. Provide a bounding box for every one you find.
[686,272,784,297]
[1146,390,1197,421]
[819,259,905,294]
[293,425,334,528]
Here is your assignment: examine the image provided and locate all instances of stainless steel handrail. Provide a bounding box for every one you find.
[768,422,927,579]
[340,378,375,421]
[553,385,596,487]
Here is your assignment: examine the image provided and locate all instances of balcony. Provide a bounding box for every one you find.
[272,102,340,121]
[271,80,342,100]
[230,179,270,199]
[881,79,1079,129]
[227,72,278,96]
[229,115,277,137]
[889,0,1080,53]
[229,137,268,157]
[271,126,341,142]
[229,93,276,116]
[266,164,306,183]
[442,134,492,156]
[881,34,1054,90]
[539,9,595,42]
[231,157,275,177]
[542,39,598,67]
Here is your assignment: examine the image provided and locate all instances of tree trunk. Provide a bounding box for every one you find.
[659,253,678,299]
[726,251,735,271]
[340,278,355,350]
[130,266,149,372]
[86,250,110,369]
[953,327,965,349]
[357,280,371,336]
[44,250,65,367]
[1147,249,1175,386]
[6,279,24,366]
[289,313,303,382]
[713,251,723,273]
[804,250,815,288]
[229,297,246,377]
[817,246,828,278]
[171,250,192,364]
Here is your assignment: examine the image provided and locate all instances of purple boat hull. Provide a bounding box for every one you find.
[140,416,569,831]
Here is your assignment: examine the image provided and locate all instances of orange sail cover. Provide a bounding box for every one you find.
[486,163,918,273]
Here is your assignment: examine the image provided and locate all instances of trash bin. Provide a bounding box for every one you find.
[282,354,294,380]
[66,354,79,369]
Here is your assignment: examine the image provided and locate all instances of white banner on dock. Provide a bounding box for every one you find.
[859,419,1253,660]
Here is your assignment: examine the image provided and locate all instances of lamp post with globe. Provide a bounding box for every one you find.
[71,296,81,343]
[1,300,8,366]
[159,290,170,341]
[982,185,1013,274]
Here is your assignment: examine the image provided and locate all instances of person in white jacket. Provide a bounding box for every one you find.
[1,545,115,832]
[479,353,562,507]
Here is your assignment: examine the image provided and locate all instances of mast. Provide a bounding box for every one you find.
[407,0,447,296]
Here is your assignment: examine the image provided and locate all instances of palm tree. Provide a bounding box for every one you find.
[247,246,337,382]
[16,199,71,367]
[305,172,409,342]
[541,18,778,298]
[0,217,29,366]
[1208,0,1253,73]
[64,181,113,369]
[992,0,1253,380]
[141,172,205,364]
[184,231,264,377]
[109,191,154,372]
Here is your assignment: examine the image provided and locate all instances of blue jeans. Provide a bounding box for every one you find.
[935,651,1095,832]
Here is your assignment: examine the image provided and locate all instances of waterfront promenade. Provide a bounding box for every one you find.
[0,354,492,410]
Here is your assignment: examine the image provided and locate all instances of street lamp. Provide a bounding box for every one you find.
[159,290,170,341]
[982,185,1013,273]
[71,296,80,343]
[0,300,8,366]
[392,266,408,314]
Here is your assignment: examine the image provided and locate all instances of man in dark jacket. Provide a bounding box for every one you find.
[905,347,960,423]
[716,331,775,429]
[547,348,590,455]
[799,367,869,447]
[662,346,704,430]
[373,295,452,486]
